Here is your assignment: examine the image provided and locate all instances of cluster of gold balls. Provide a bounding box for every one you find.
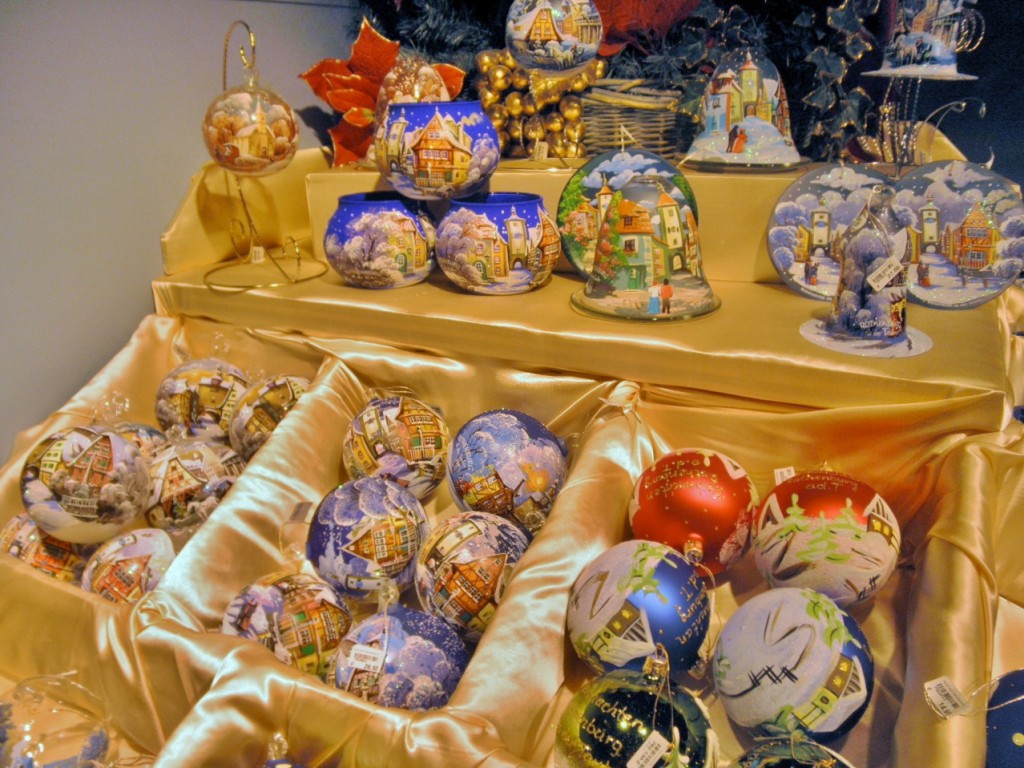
[474,48,606,159]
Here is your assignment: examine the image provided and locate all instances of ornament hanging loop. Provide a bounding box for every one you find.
[222,20,256,91]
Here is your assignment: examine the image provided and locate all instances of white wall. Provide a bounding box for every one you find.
[0,0,357,463]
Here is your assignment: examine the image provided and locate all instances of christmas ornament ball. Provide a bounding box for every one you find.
[81,528,176,605]
[332,603,470,710]
[629,448,759,574]
[202,80,299,177]
[306,476,429,600]
[566,539,710,685]
[712,587,874,742]
[505,0,603,73]
[554,665,717,768]
[221,571,354,679]
[154,357,249,441]
[447,409,567,535]
[228,374,310,460]
[415,510,530,642]
[145,438,247,530]
[728,735,857,767]
[342,394,449,500]
[0,512,92,583]
[752,470,901,606]
[20,425,151,544]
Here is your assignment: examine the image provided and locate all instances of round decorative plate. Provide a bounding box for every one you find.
[556,148,698,280]
[894,160,1024,309]
[768,163,893,301]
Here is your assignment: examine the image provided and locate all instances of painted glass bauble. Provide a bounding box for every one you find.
[374,101,500,201]
[686,48,801,168]
[864,0,982,81]
[20,425,150,545]
[446,409,567,535]
[332,604,470,710]
[565,539,710,686]
[505,0,603,73]
[554,663,717,768]
[0,675,110,768]
[728,735,857,767]
[629,448,759,575]
[342,394,449,501]
[306,476,429,600]
[221,571,355,679]
[752,470,901,607]
[145,438,246,530]
[324,192,437,289]
[202,71,299,176]
[228,374,310,460]
[414,510,530,642]
[155,358,249,441]
[712,588,874,742]
[0,512,92,584]
[436,192,561,295]
[81,528,176,606]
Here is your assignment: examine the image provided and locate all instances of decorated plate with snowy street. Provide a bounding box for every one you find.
[768,164,893,301]
[894,160,1024,309]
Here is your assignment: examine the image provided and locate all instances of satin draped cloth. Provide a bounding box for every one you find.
[0,301,1021,767]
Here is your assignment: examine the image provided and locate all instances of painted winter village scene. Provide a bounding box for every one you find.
[769,160,1024,312]
[504,0,604,72]
[202,87,299,177]
[436,196,561,294]
[558,149,717,321]
[685,48,801,167]
[867,0,981,80]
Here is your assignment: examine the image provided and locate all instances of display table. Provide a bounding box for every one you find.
[1,150,1022,768]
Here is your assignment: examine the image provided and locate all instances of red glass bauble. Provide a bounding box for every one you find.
[628,448,759,575]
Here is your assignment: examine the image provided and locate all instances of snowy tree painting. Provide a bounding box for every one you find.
[325,210,429,288]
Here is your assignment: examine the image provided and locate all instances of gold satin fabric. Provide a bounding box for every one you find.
[0,302,1022,767]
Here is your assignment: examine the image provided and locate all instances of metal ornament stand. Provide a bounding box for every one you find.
[203,20,327,293]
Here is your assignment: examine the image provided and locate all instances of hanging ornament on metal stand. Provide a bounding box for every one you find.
[201,20,327,291]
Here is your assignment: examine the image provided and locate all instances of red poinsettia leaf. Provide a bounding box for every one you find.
[328,122,374,166]
[347,18,401,86]
[300,58,353,102]
[323,71,381,99]
[432,62,467,99]
[324,88,377,114]
[594,0,701,47]
[342,106,375,129]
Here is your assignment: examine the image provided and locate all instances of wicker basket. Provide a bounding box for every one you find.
[582,79,696,163]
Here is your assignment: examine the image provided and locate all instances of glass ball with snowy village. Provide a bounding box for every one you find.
[561,154,718,321]
[155,357,249,442]
[864,0,983,81]
[81,527,177,606]
[0,512,93,584]
[145,437,247,531]
[436,192,561,294]
[20,425,151,545]
[374,100,500,200]
[446,408,568,536]
[505,0,603,73]
[685,47,802,169]
[228,374,310,460]
[324,192,436,289]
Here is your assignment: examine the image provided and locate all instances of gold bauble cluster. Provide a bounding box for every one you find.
[475,49,605,159]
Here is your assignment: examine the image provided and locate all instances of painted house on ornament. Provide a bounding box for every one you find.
[410,110,473,191]
[273,577,345,675]
[941,201,1001,272]
[233,100,275,160]
[703,52,788,137]
[344,513,417,575]
[560,0,603,45]
[347,398,447,470]
[89,554,151,604]
[793,199,834,263]
[67,433,115,493]
[197,374,240,427]
[456,466,515,516]
[461,207,535,281]
[432,553,505,634]
[525,6,562,46]
[391,216,430,274]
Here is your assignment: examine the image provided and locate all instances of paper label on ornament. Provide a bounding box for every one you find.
[774,466,797,485]
[531,141,550,161]
[250,245,267,264]
[627,731,671,768]
[925,676,970,718]
[867,256,904,291]
[347,644,385,673]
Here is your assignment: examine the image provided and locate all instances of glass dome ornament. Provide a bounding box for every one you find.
[201,20,327,291]
[0,675,111,768]
[684,48,803,169]
[569,170,718,321]
[505,0,603,74]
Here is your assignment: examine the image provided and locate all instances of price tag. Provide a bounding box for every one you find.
[925,676,971,718]
[774,466,797,485]
[347,644,386,673]
[627,731,671,768]
[867,255,904,291]
[250,245,267,264]
[531,141,550,161]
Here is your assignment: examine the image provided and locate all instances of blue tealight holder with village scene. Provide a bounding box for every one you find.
[374,100,500,201]
[436,192,561,295]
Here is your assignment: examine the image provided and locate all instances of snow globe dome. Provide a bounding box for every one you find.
[864,0,983,81]
[685,48,801,168]
[569,169,719,321]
